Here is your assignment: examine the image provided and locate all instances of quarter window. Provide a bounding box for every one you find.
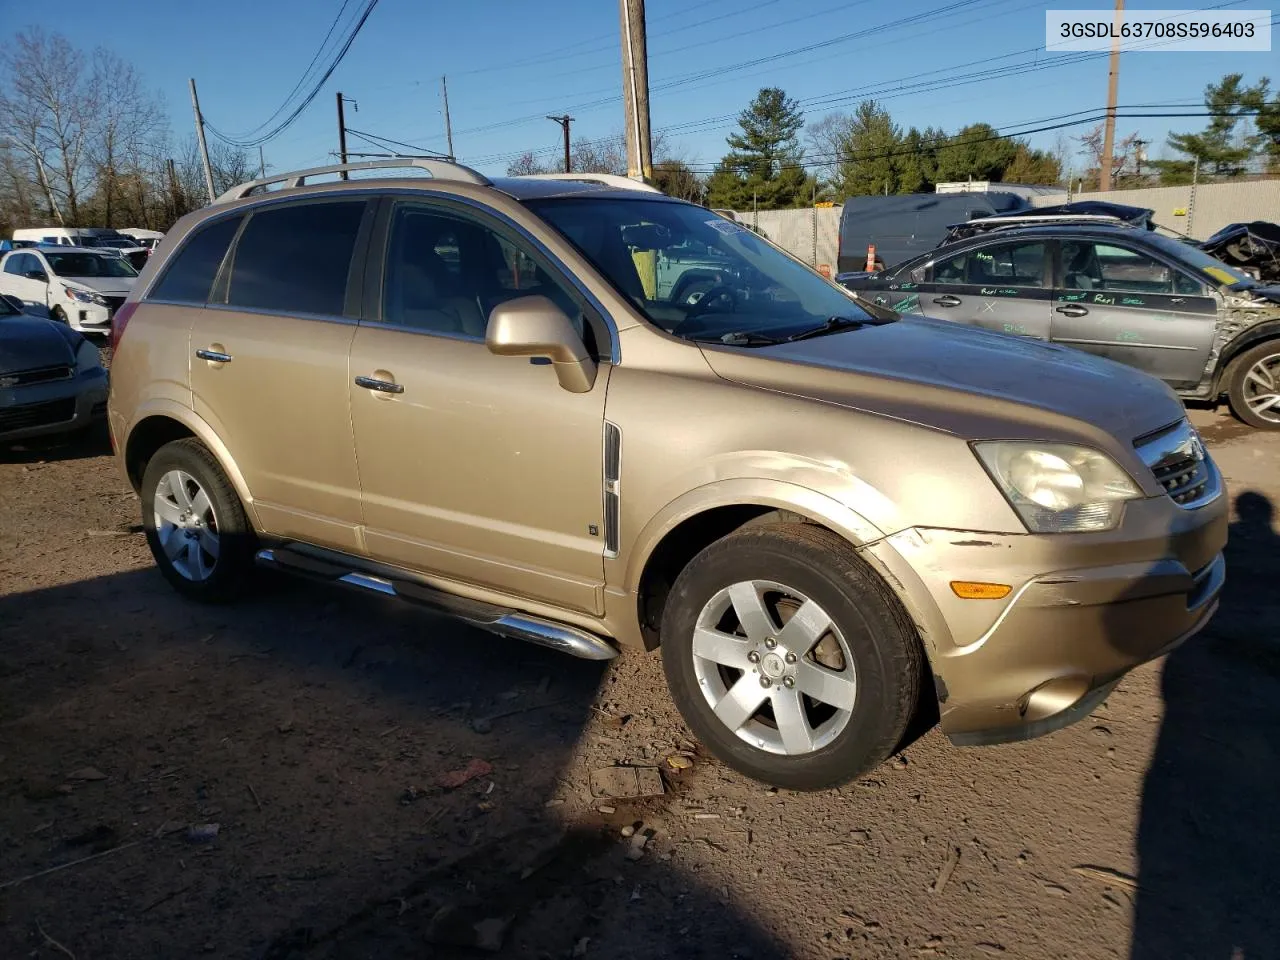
[2,254,23,275]
[149,216,242,304]
[227,201,366,316]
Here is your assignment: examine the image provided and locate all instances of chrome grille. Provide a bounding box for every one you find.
[0,364,72,387]
[1135,419,1218,508]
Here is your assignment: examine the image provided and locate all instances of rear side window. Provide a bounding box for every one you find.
[150,216,242,303]
[227,201,366,316]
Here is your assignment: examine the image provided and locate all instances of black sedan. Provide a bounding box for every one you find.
[0,295,108,444]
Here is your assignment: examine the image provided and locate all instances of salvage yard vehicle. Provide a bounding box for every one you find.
[839,219,1280,429]
[0,247,138,335]
[0,293,108,444]
[109,159,1225,790]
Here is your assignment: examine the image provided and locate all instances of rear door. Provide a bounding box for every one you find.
[189,198,374,553]
[1051,238,1216,386]
[1,254,47,310]
[903,238,1053,338]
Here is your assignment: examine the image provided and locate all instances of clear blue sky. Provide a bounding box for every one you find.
[5,0,1273,179]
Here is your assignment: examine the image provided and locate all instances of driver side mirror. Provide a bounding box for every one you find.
[25,270,48,282]
[485,295,597,393]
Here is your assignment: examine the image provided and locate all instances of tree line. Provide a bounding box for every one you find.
[0,28,257,238]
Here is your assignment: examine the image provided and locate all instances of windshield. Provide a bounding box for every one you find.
[1142,231,1255,288]
[525,197,882,343]
[44,251,138,278]
[0,295,20,316]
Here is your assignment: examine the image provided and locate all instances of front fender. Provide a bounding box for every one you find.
[620,477,886,597]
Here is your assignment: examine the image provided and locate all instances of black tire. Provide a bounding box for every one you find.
[50,306,69,324]
[140,438,256,602]
[1226,340,1280,430]
[661,522,922,791]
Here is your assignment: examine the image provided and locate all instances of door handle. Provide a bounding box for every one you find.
[195,348,233,363]
[1055,305,1089,317]
[932,295,962,307]
[354,375,404,395]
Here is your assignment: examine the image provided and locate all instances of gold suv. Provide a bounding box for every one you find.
[108,160,1226,790]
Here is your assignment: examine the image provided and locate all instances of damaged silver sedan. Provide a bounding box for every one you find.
[839,223,1280,429]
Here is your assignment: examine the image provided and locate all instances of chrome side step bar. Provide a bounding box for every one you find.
[255,548,618,661]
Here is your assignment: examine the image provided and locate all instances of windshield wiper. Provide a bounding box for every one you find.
[785,316,866,342]
[688,330,784,347]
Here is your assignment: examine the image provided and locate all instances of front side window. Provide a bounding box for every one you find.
[149,215,242,304]
[1061,241,1198,296]
[2,254,23,276]
[43,251,138,279]
[227,201,366,316]
[524,197,878,343]
[382,204,584,340]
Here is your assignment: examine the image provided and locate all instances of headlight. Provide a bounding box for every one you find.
[76,339,102,373]
[64,286,107,306]
[973,441,1142,533]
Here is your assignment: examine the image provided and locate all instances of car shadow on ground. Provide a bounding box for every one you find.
[1131,490,1280,958]
[0,422,112,464]
[0,565,787,959]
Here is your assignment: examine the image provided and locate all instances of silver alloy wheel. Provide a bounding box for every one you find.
[691,580,856,756]
[1243,353,1280,424]
[153,469,220,581]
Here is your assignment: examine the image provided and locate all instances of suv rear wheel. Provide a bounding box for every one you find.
[1227,341,1280,430]
[140,438,255,601]
[661,522,921,791]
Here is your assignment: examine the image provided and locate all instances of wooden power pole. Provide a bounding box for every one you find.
[1099,0,1124,191]
[619,0,653,181]
[547,115,573,172]
[441,76,455,159]
[336,91,350,180]
[188,78,216,204]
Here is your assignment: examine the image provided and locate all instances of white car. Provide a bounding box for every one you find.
[0,247,138,335]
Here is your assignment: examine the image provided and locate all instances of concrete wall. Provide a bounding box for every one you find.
[1031,180,1280,240]
[732,180,1280,265]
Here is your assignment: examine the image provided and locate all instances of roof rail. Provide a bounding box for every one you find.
[959,213,1127,228]
[517,173,663,194]
[214,158,492,204]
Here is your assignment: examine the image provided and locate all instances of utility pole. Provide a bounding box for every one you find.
[188,78,216,205]
[336,91,350,180]
[441,76,455,159]
[258,145,266,178]
[1099,0,1124,191]
[547,115,573,172]
[619,0,653,181]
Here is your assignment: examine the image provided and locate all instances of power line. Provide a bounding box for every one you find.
[218,0,358,142]
[205,0,382,148]
[345,127,451,158]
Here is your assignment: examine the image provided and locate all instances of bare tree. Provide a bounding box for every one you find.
[0,28,95,223]
[87,48,163,226]
[1073,123,1142,189]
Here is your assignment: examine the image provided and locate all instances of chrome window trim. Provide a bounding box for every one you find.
[356,317,483,344]
[138,184,623,364]
[204,303,359,327]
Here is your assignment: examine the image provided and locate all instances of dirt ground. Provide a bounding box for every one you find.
[1,405,1278,960]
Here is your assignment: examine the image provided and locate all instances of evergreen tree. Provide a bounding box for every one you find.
[707,87,816,210]
[833,101,901,197]
[1154,74,1258,181]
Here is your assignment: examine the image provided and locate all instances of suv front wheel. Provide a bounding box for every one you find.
[140,438,255,601]
[661,522,922,791]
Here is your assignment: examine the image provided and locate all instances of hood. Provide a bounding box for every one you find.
[0,314,80,374]
[699,315,1185,443]
[61,275,136,296]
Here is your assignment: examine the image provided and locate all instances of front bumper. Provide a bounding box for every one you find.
[65,300,113,334]
[0,368,108,442]
[863,476,1228,745]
